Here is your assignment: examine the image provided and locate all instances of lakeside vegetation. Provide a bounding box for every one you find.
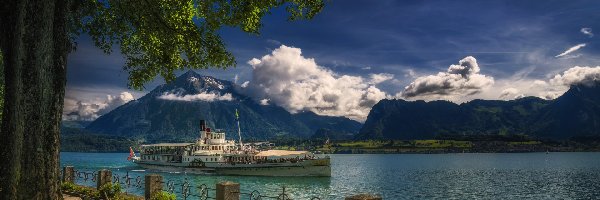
[60,124,600,154]
[273,136,600,154]
[61,182,144,200]
[61,127,138,152]
[60,131,600,154]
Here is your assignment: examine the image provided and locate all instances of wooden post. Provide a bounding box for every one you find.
[145,174,163,200]
[96,169,112,189]
[216,181,240,200]
[62,166,74,183]
[345,194,382,200]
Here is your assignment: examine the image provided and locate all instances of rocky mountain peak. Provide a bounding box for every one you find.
[152,70,236,97]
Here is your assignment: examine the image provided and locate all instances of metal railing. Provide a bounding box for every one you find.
[156,177,323,200]
[158,178,216,200]
[235,186,322,200]
[61,166,373,200]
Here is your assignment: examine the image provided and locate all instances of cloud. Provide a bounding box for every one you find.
[499,88,522,100]
[555,43,586,58]
[259,99,270,105]
[157,92,233,102]
[368,73,394,85]
[240,81,249,88]
[557,54,582,59]
[549,66,600,87]
[581,27,593,37]
[475,66,600,101]
[403,69,417,78]
[266,39,282,46]
[234,74,239,84]
[542,92,561,100]
[63,92,135,121]
[401,56,494,100]
[245,45,389,121]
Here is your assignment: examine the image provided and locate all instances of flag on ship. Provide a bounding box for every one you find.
[128,147,135,160]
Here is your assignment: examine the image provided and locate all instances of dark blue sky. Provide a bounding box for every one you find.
[64,0,600,120]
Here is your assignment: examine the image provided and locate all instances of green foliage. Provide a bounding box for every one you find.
[62,182,141,200]
[99,182,121,199]
[70,0,324,90]
[151,191,176,200]
[61,126,138,152]
[337,140,388,148]
[61,182,100,199]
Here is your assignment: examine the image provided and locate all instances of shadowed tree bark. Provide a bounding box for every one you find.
[0,0,70,199]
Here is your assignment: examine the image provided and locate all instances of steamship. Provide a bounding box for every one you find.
[129,120,331,177]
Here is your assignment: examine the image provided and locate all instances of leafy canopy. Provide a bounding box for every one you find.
[72,0,324,90]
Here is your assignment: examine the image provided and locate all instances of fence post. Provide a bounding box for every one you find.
[345,194,382,200]
[145,174,163,200]
[216,181,240,200]
[96,169,112,189]
[62,166,74,183]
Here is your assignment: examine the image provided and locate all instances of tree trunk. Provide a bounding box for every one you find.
[0,0,70,199]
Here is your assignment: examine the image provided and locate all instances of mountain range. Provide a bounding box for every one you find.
[85,71,361,142]
[357,83,600,140]
[79,71,600,142]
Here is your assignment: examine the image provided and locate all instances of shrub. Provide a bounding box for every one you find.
[151,191,176,200]
[61,182,99,199]
[99,182,122,199]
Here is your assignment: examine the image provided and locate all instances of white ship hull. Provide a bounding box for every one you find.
[133,120,332,177]
[134,158,331,177]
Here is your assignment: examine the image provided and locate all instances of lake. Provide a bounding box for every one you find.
[60,152,600,199]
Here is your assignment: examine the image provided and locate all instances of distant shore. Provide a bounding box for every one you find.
[60,139,600,154]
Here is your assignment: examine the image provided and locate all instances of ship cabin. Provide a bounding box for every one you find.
[181,120,241,165]
[139,143,192,163]
[139,120,313,166]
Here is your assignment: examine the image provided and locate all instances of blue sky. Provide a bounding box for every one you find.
[64,0,600,121]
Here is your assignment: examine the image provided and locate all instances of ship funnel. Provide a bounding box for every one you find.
[200,120,206,131]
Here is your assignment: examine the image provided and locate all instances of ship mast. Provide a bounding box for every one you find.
[236,109,243,150]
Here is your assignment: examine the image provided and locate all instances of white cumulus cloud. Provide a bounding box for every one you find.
[499,88,522,100]
[245,45,389,122]
[555,43,586,58]
[482,66,600,101]
[157,92,233,102]
[549,66,600,87]
[368,73,394,85]
[63,92,135,121]
[401,56,494,100]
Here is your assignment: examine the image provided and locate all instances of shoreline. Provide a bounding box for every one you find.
[60,149,600,154]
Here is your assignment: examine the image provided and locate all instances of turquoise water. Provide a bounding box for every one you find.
[60,152,600,199]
